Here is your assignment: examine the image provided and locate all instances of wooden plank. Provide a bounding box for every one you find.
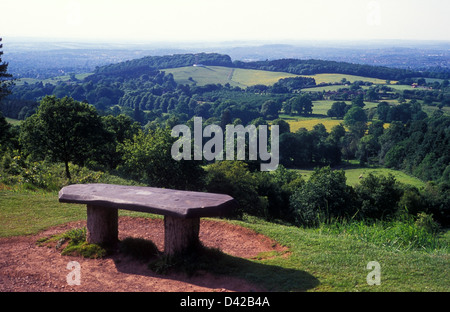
[59,184,237,218]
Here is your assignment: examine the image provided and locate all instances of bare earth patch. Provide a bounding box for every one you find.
[0,217,287,292]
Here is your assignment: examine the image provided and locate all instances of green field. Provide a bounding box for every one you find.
[163,66,395,88]
[295,166,426,189]
[15,73,93,86]
[4,117,21,125]
[163,66,302,87]
[303,73,392,85]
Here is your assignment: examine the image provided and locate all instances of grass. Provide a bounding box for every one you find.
[37,227,107,258]
[0,189,448,291]
[163,66,302,87]
[283,117,345,132]
[163,66,395,88]
[5,117,21,125]
[302,73,393,85]
[294,166,426,189]
[15,73,94,86]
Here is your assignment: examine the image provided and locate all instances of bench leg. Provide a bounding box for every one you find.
[86,205,118,246]
[164,215,200,256]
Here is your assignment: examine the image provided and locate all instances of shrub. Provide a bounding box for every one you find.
[204,161,262,218]
[118,128,205,190]
[290,167,356,227]
[355,173,403,220]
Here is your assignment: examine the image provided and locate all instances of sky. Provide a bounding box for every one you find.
[1,0,449,43]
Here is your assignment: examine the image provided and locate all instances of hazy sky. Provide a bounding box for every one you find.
[1,0,449,43]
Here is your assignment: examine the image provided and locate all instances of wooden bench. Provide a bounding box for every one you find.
[58,183,238,255]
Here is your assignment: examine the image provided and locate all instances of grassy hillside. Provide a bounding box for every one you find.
[163,65,302,87]
[0,189,447,291]
[163,66,393,88]
[303,73,392,85]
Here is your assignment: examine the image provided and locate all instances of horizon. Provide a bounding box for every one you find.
[1,0,449,44]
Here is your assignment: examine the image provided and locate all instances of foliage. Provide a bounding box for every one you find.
[317,217,447,253]
[290,167,356,227]
[354,173,403,220]
[327,101,350,118]
[233,58,419,81]
[37,227,107,259]
[19,96,108,179]
[204,161,263,218]
[279,125,341,168]
[0,38,14,102]
[343,106,368,138]
[118,127,205,190]
[0,151,104,191]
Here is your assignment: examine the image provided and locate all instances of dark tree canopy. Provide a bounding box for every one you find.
[20,96,107,179]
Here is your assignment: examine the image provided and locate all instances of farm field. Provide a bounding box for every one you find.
[282,117,345,132]
[302,73,392,85]
[163,66,302,87]
[163,66,394,88]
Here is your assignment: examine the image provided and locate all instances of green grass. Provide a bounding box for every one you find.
[163,66,302,87]
[284,117,345,132]
[0,189,448,291]
[294,166,426,189]
[15,73,94,86]
[163,66,396,88]
[303,73,392,85]
[5,117,21,125]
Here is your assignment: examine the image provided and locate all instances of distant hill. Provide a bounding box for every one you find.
[90,52,429,82]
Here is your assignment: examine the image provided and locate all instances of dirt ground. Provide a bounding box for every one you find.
[0,216,287,292]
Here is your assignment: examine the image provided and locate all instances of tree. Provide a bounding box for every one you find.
[0,38,14,102]
[260,100,281,119]
[20,96,107,180]
[355,173,403,219]
[290,167,356,226]
[290,94,313,116]
[271,118,290,135]
[327,101,349,119]
[118,128,205,191]
[377,101,391,122]
[351,94,365,108]
[0,111,12,153]
[344,106,368,138]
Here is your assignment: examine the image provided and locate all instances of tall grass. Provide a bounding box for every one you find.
[316,216,448,253]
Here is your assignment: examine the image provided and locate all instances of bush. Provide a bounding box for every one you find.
[37,227,107,259]
[254,165,304,222]
[355,173,403,220]
[204,161,263,218]
[0,151,103,191]
[118,128,205,190]
[290,167,356,227]
[415,212,440,234]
